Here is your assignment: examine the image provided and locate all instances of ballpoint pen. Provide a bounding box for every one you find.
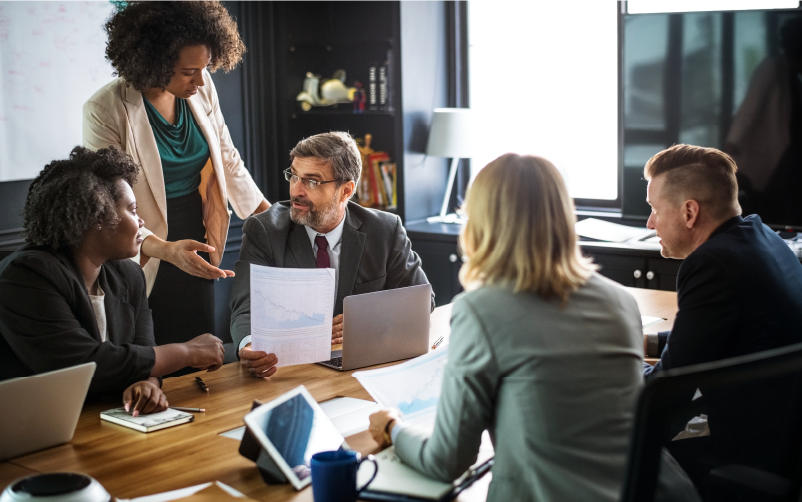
[171,407,206,413]
[195,376,209,393]
[431,336,444,350]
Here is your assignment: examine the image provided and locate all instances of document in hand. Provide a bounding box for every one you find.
[353,348,448,428]
[250,264,335,367]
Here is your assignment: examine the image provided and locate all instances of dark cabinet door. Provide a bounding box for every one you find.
[590,253,648,288]
[411,239,463,307]
[645,258,681,291]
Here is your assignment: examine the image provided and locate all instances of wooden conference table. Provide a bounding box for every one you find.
[0,288,677,501]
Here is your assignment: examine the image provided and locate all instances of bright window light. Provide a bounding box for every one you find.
[627,0,799,14]
[468,2,619,200]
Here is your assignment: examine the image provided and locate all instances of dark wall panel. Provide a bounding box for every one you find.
[400,1,449,222]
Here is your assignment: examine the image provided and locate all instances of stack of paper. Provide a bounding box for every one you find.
[576,218,655,243]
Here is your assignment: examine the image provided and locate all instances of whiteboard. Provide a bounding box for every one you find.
[0,1,116,182]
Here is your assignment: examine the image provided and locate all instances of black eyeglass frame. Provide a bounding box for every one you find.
[283,168,350,190]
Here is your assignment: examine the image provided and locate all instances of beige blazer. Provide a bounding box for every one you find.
[82,70,265,295]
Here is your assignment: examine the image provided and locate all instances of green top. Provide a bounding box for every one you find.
[143,96,210,199]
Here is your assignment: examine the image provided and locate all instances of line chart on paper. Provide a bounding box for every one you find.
[353,349,448,425]
[249,264,335,366]
[254,286,326,330]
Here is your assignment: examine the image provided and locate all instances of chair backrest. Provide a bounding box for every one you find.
[620,342,802,502]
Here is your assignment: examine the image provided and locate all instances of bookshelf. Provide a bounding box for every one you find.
[268,1,450,222]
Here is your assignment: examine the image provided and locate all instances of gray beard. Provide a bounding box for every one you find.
[290,195,340,230]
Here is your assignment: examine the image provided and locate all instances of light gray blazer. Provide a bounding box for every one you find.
[394,274,644,502]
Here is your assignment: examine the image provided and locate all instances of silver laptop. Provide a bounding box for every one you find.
[0,362,96,461]
[317,284,432,371]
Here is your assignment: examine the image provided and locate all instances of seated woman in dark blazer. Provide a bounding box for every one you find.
[0,146,225,415]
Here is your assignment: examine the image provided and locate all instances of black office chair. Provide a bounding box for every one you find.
[620,342,802,502]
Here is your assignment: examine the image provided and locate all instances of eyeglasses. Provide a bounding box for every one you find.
[283,168,348,191]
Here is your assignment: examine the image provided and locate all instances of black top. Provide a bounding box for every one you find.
[0,244,156,393]
[645,214,802,473]
[647,214,802,375]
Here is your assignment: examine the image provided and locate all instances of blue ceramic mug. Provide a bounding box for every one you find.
[310,450,379,502]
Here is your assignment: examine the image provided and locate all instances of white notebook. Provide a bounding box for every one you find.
[101,407,193,433]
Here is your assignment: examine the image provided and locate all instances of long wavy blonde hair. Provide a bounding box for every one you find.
[459,153,596,302]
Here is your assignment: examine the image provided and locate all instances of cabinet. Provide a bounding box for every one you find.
[580,243,681,291]
[407,221,684,304]
[406,221,464,306]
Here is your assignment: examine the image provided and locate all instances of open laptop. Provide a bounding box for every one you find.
[0,362,96,460]
[317,284,432,371]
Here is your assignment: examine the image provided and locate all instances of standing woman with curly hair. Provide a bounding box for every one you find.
[83,2,270,370]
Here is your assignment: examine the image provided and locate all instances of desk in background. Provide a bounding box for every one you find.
[0,288,676,501]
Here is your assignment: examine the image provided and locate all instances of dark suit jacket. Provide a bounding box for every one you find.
[0,244,156,393]
[646,215,802,375]
[645,215,802,473]
[230,201,433,349]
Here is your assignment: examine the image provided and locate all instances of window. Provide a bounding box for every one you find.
[468,2,619,204]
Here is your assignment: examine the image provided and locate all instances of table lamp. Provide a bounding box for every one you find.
[426,108,473,224]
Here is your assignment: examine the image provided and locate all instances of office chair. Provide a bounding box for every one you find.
[620,342,802,502]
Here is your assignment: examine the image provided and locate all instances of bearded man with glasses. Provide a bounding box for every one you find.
[229,132,434,376]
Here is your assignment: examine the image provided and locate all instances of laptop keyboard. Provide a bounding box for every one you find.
[323,356,342,368]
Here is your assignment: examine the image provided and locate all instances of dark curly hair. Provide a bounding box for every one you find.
[23,146,139,250]
[104,1,245,91]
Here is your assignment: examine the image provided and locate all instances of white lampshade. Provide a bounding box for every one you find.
[426,108,473,159]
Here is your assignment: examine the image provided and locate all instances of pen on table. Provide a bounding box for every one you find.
[171,407,206,413]
[195,376,209,393]
[431,336,444,350]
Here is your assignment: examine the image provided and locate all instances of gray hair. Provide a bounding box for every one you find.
[290,132,362,188]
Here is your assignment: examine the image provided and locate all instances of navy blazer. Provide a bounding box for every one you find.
[0,245,156,393]
[645,215,802,473]
[646,215,802,375]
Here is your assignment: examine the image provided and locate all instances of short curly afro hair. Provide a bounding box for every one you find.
[23,146,139,250]
[104,1,245,91]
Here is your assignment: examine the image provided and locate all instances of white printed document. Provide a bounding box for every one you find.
[250,264,334,367]
[353,348,448,427]
[576,217,655,243]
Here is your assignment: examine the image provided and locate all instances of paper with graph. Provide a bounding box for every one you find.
[353,348,448,427]
[250,264,335,367]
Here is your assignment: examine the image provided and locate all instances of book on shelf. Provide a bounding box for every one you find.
[100,407,194,433]
[367,152,390,207]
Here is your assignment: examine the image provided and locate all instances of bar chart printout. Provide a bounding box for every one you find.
[250,264,335,367]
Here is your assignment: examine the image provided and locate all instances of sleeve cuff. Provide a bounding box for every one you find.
[133,227,155,266]
[391,420,407,444]
[657,331,670,354]
[238,335,252,353]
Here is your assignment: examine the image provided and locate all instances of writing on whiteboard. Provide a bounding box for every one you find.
[0,1,116,182]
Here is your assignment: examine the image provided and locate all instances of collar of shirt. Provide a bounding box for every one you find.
[305,214,346,251]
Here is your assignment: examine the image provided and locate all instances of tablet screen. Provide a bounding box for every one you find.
[249,392,344,481]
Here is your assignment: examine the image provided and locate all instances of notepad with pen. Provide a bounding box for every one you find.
[100,407,194,433]
[358,446,493,502]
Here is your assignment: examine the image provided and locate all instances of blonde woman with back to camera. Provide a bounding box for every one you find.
[368,154,645,501]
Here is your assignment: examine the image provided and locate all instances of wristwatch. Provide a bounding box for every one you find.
[646,332,659,358]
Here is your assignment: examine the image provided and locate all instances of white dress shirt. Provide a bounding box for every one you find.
[238,214,346,351]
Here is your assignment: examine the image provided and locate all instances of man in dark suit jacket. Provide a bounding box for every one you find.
[230,132,432,377]
[641,144,802,491]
